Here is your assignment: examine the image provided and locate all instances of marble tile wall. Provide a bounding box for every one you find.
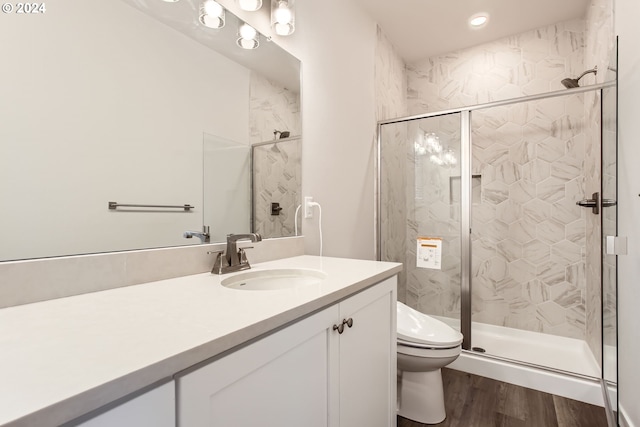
[252,138,302,239]
[377,2,614,344]
[406,19,586,116]
[401,18,592,340]
[249,72,302,239]
[249,72,301,144]
[405,118,463,320]
[601,83,617,352]
[469,97,588,339]
[584,0,615,365]
[375,26,407,121]
[375,26,409,302]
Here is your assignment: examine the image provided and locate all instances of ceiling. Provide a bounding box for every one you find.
[351,0,591,63]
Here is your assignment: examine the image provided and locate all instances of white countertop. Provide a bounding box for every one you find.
[0,255,401,427]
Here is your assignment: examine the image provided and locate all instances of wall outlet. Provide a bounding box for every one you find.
[304,196,314,219]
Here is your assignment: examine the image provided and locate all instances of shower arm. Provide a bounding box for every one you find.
[576,67,598,81]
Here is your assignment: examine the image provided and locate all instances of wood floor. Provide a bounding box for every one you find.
[397,368,608,427]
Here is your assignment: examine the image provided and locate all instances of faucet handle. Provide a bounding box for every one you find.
[238,247,254,265]
[207,250,226,274]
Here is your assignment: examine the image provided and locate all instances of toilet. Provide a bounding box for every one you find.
[396,302,464,424]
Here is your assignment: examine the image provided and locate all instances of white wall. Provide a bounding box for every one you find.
[297,1,377,259]
[615,0,640,424]
[0,0,251,260]
[219,0,379,260]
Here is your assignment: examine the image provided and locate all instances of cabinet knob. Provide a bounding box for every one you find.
[333,318,354,334]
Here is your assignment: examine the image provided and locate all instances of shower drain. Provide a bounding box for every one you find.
[471,347,486,353]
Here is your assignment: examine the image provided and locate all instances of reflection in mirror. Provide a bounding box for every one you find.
[203,134,251,243]
[0,0,300,262]
[252,136,302,239]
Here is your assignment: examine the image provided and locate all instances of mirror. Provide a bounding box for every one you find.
[203,133,302,242]
[0,0,301,262]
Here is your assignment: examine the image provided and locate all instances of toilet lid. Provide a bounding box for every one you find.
[397,302,464,347]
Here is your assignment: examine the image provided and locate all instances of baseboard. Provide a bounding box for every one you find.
[620,404,635,427]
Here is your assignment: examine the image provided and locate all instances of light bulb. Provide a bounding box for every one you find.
[430,154,444,165]
[200,0,225,29]
[274,5,292,23]
[239,23,257,40]
[237,0,262,11]
[237,23,259,49]
[204,0,223,16]
[443,150,457,165]
[469,13,489,29]
[275,23,294,36]
[271,0,295,36]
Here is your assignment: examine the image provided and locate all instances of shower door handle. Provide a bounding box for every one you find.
[576,192,600,215]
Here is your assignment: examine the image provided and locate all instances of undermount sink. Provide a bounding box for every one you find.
[220,268,327,291]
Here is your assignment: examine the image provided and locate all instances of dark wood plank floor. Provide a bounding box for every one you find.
[397,368,608,427]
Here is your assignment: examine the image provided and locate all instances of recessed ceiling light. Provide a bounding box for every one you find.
[469,13,489,28]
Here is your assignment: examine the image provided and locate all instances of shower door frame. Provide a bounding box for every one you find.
[376,81,616,410]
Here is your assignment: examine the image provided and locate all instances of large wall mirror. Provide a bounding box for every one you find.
[0,0,301,262]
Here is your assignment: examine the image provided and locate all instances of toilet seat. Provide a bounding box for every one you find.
[398,337,460,350]
[397,302,463,348]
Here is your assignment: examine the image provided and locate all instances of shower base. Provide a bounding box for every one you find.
[435,316,606,406]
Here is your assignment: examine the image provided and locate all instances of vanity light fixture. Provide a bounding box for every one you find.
[271,0,295,36]
[237,22,259,49]
[200,0,225,29]
[469,13,489,29]
[237,0,262,11]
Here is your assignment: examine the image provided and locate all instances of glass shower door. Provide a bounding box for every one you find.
[379,113,463,334]
[468,93,601,378]
[601,68,618,421]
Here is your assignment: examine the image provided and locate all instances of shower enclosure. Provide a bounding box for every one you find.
[377,82,618,421]
[251,135,302,238]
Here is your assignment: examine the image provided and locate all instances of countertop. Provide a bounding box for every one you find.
[0,255,402,427]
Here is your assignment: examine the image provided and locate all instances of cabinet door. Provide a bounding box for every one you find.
[177,306,338,427]
[337,277,397,427]
[74,382,175,427]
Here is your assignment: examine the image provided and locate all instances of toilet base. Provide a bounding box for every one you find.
[397,369,446,424]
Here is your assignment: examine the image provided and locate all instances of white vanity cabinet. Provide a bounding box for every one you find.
[177,277,397,427]
[74,382,175,427]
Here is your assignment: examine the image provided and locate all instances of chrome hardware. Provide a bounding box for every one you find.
[576,192,617,215]
[209,233,262,275]
[271,202,283,216]
[333,318,354,335]
[109,201,194,211]
[576,192,600,215]
[183,226,210,243]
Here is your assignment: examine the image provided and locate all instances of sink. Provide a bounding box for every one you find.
[220,268,327,291]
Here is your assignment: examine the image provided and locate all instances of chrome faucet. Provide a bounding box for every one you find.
[183,226,210,244]
[209,233,262,274]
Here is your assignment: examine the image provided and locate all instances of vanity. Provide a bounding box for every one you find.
[0,256,401,427]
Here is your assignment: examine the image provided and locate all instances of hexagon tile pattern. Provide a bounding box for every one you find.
[401,17,593,341]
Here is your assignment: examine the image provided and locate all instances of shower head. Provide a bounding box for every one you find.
[273,130,291,140]
[561,67,597,89]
